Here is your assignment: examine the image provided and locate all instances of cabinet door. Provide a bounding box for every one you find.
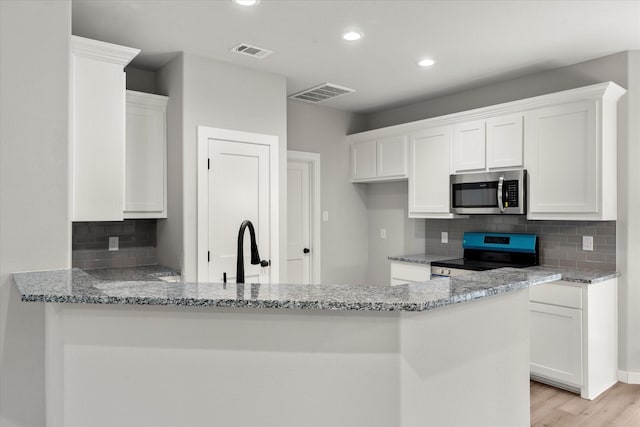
[409,126,452,216]
[351,140,377,181]
[124,91,168,218]
[525,101,598,215]
[71,36,139,221]
[72,54,127,221]
[453,120,486,172]
[530,302,583,387]
[390,262,431,286]
[377,135,407,178]
[486,115,523,169]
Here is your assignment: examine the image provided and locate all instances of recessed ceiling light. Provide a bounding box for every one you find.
[341,31,363,41]
[233,0,259,6]
[418,58,436,67]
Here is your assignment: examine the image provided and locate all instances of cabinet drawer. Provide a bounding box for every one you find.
[529,282,583,309]
[390,262,430,286]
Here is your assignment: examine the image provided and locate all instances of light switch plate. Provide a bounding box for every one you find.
[109,236,119,251]
[322,211,329,222]
[582,235,593,251]
[380,228,387,239]
[441,232,448,244]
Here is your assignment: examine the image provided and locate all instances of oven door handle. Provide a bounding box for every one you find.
[497,175,505,213]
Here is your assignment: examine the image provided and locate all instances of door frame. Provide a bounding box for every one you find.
[287,150,321,284]
[197,126,279,282]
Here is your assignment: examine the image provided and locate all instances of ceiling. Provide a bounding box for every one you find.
[72,0,640,114]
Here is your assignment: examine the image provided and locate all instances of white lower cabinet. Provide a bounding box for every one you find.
[390,262,430,286]
[124,90,168,218]
[530,301,583,387]
[529,279,618,400]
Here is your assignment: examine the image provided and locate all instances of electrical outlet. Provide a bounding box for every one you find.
[322,211,329,222]
[582,235,594,251]
[441,232,448,244]
[108,236,119,251]
[380,228,387,239]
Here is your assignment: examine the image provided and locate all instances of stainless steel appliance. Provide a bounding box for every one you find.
[450,169,526,215]
[430,232,538,278]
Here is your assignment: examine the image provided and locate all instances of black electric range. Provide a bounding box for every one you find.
[430,232,538,277]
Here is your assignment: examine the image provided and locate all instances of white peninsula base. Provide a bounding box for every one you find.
[45,289,530,427]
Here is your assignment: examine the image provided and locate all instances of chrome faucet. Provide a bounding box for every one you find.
[236,220,266,283]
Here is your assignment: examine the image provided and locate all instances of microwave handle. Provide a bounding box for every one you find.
[497,176,505,213]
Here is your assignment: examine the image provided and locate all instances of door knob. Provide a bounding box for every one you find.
[260,260,270,267]
[303,248,310,254]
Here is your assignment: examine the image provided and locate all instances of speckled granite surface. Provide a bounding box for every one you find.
[524,266,619,284]
[13,267,560,312]
[392,253,619,284]
[83,264,180,281]
[387,254,452,265]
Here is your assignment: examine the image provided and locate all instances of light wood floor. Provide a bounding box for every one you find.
[531,380,640,426]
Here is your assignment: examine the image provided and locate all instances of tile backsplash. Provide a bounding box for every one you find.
[425,216,616,272]
[72,220,157,269]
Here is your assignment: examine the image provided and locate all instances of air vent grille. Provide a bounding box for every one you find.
[289,83,355,103]
[231,43,273,59]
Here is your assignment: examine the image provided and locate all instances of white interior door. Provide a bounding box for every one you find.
[208,140,270,284]
[287,160,311,284]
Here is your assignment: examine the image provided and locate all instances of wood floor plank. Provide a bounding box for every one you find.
[531,380,640,427]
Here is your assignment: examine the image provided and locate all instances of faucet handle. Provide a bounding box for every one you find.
[260,260,270,267]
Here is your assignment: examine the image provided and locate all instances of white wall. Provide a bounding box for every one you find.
[0,1,71,425]
[621,50,640,374]
[365,51,640,376]
[157,53,287,282]
[125,66,157,94]
[156,54,184,273]
[287,101,370,284]
[367,183,426,285]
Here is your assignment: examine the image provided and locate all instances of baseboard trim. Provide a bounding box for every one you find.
[617,370,640,384]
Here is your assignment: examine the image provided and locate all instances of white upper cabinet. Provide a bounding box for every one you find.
[525,82,624,220]
[377,135,407,178]
[71,36,139,221]
[409,126,456,218]
[453,120,486,172]
[124,91,168,219]
[525,101,597,217]
[350,135,407,182]
[351,140,377,181]
[486,115,523,169]
[453,115,524,173]
[347,81,625,221]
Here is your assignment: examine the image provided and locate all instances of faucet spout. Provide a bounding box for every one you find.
[236,220,261,284]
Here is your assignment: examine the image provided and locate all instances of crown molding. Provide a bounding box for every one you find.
[349,81,627,141]
[72,35,140,66]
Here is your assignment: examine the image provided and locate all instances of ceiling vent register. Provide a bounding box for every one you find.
[231,43,273,59]
[290,83,355,103]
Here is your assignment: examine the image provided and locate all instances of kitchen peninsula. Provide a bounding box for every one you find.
[15,267,560,427]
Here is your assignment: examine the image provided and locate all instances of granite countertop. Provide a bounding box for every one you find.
[13,267,560,312]
[82,264,181,281]
[387,254,453,265]
[523,266,619,284]
[389,253,619,284]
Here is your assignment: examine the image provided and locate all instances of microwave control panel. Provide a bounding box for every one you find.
[503,180,519,208]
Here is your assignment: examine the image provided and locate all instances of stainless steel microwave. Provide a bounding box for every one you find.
[450,170,526,214]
